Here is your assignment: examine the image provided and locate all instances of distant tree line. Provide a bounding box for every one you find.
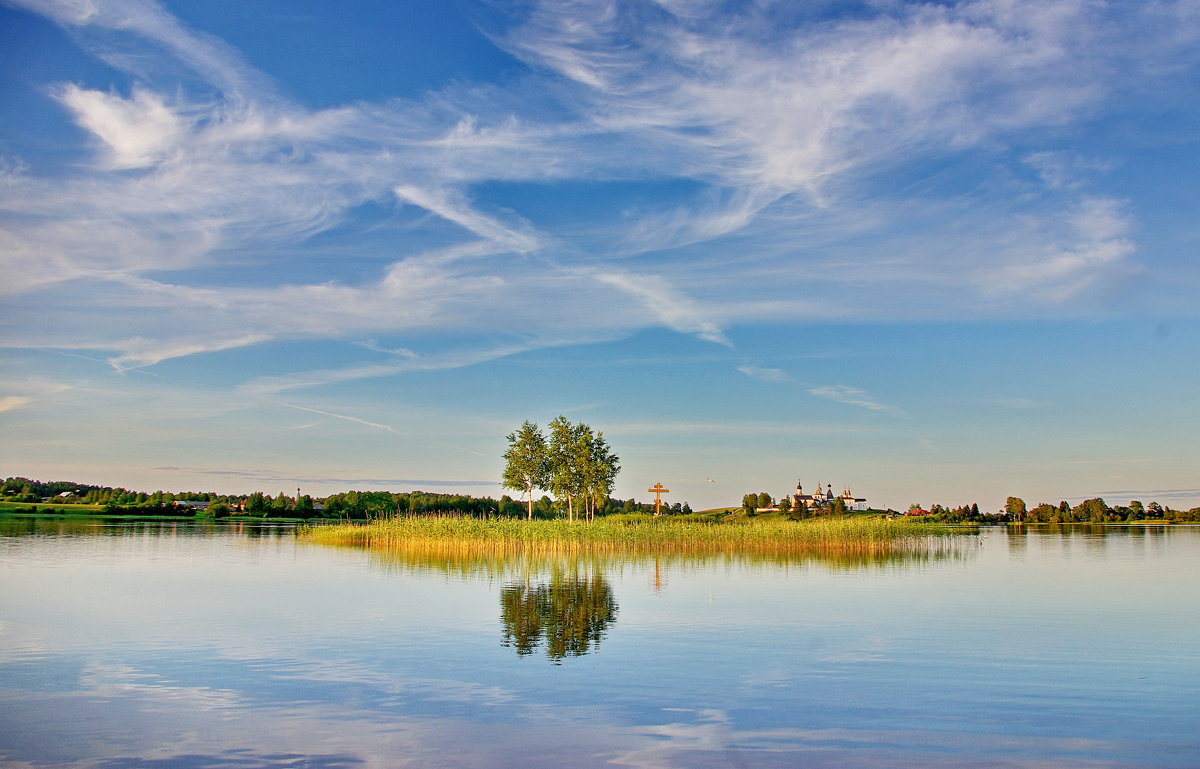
[736,486,1200,524]
[900,497,1200,523]
[2,476,690,521]
[1001,496,1200,523]
[2,476,232,507]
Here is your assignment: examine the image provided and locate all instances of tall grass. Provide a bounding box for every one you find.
[301,515,958,562]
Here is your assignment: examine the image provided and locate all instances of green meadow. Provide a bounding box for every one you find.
[0,501,108,515]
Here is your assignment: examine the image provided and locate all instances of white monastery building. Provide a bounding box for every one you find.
[789,481,869,511]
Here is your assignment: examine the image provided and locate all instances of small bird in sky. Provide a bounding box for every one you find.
[705,477,717,483]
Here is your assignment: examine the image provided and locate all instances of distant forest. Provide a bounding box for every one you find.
[1000,495,1200,523]
[737,489,1200,523]
[4,476,1196,522]
[0,476,685,520]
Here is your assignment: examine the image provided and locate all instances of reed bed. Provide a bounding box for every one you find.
[300,515,957,561]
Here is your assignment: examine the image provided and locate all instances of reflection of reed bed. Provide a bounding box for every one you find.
[363,538,971,579]
[302,516,965,571]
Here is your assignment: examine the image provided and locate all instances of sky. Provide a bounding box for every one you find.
[1,0,1198,513]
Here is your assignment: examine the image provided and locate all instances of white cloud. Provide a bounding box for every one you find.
[808,385,904,415]
[980,197,1138,300]
[1,0,1195,379]
[991,397,1046,411]
[58,85,184,169]
[237,341,550,396]
[272,402,399,434]
[0,378,75,414]
[737,365,790,383]
[1022,151,1116,190]
[592,270,730,346]
[394,184,541,253]
[12,0,278,101]
[106,332,273,370]
[0,396,34,412]
[606,419,870,437]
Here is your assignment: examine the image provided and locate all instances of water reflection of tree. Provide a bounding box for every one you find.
[500,571,617,662]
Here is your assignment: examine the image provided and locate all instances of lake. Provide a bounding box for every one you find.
[1,520,1197,768]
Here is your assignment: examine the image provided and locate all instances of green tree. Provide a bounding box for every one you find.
[245,492,268,515]
[547,416,583,521]
[1076,497,1108,522]
[269,492,292,517]
[502,421,551,520]
[1005,496,1027,520]
[579,428,619,522]
[1031,502,1056,522]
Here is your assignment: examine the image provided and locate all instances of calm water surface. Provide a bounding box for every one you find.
[1,520,1197,768]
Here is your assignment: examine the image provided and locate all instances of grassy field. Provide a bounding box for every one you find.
[301,514,956,558]
[0,501,108,515]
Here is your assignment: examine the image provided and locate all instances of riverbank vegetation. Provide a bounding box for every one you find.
[1001,496,1200,523]
[300,514,952,557]
[6,476,1199,525]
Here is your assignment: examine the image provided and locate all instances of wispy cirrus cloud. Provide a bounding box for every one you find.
[737,365,790,383]
[1,0,1196,383]
[606,419,872,437]
[153,466,498,488]
[271,402,399,435]
[0,396,34,412]
[591,270,730,346]
[980,197,1139,301]
[1099,488,1200,503]
[808,385,905,415]
[0,378,74,413]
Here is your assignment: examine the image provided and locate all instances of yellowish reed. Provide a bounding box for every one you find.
[300,515,957,560]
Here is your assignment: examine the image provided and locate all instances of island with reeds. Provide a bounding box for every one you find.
[298,513,954,559]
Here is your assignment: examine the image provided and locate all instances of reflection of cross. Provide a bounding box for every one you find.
[647,482,670,516]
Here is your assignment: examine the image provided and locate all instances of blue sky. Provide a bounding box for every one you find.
[1,0,1198,512]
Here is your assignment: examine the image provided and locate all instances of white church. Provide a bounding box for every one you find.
[793,481,868,511]
[760,480,869,512]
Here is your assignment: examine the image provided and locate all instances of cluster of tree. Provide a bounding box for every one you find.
[741,492,773,512]
[319,491,685,521]
[1003,496,1200,523]
[502,417,621,521]
[903,503,989,523]
[320,490,502,519]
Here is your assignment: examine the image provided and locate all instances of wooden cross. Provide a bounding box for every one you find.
[647,482,670,516]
